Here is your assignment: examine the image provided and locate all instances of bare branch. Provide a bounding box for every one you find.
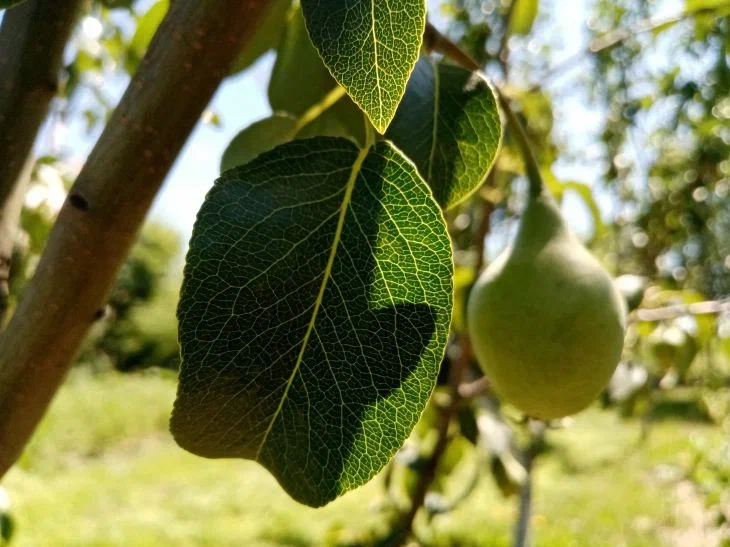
[534,6,723,90]
[633,299,730,323]
[0,0,273,478]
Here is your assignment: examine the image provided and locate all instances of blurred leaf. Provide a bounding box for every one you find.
[685,0,730,12]
[508,0,539,36]
[220,115,297,172]
[386,57,503,209]
[172,138,452,507]
[129,0,169,60]
[544,173,606,241]
[300,0,425,132]
[230,0,292,75]
[452,266,476,332]
[0,0,27,8]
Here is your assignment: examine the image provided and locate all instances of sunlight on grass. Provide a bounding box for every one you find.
[1,370,723,546]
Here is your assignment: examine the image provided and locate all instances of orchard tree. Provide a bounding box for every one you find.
[1,0,729,546]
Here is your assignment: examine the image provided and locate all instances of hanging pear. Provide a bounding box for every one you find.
[467,188,627,420]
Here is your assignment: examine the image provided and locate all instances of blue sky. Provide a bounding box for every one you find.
[5,0,685,248]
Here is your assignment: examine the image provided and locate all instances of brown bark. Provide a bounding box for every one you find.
[0,0,84,316]
[0,0,82,207]
[0,0,272,477]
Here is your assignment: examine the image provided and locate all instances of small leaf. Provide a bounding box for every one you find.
[269,6,364,143]
[229,0,292,75]
[220,115,297,172]
[300,0,426,133]
[508,0,539,36]
[173,137,453,507]
[129,0,169,60]
[685,0,730,12]
[386,57,502,209]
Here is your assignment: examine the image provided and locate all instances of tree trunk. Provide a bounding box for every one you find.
[0,0,272,477]
[0,0,84,315]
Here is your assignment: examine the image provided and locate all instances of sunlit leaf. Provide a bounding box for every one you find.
[173,137,453,507]
[508,0,539,36]
[386,57,503,209]
[269,6,364,144]
[300,0,426,132]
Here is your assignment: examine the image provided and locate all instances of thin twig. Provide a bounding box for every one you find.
[531,6,725,90]
[632,299,730,323]
[398,340,469,543]
[514,423,545,547]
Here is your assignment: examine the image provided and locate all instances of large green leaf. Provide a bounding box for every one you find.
[229,0,292,75]
[172,137,453,507]
[300,0,426,133]
[269,6,364,144]
[386,57,502,209]
[508,0,539,36]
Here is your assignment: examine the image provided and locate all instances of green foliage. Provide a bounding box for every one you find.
[299,0,426,132]
[173,137,453,507]
[386,57,503,209]
[88,223,181,371]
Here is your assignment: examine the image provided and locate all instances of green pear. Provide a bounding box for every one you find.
[467,189,627,420]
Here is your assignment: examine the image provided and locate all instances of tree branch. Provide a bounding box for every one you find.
[0,0,83,209]
[0,0,272,478]
[0,0,84,319]
[533,6,724,90]
[632,299,730,323]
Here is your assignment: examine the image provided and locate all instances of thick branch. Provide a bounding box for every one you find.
[0,0,83,207]
[0,0,271,477]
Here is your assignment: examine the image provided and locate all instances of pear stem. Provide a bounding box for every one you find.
[423,23,545,198]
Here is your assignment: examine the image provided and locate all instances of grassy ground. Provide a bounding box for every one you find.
[0,369,725,546]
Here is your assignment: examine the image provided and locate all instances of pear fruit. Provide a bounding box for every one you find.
[467,189,627,420]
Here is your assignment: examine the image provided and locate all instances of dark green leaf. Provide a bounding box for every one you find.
[229,0,292,75]
[300,0,426,133]
[386,57,502,209]
[0,0,27,8]
[172,137,453,507]
[220,114,297,172]
[269,6,364,144]
[508,0,539,36]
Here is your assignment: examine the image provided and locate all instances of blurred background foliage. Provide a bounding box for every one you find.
[1,0,730,545]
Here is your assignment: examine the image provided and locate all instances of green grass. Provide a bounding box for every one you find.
[1,369,724,546]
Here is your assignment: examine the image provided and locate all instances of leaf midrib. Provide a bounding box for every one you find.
[254,144,371,460]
